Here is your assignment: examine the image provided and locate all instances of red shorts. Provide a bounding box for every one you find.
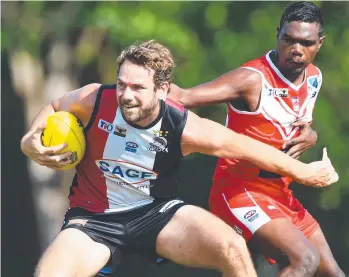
[209,185,319,242]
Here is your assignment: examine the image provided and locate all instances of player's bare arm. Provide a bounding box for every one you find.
[20,83,101,168]
[181,111,338,188]
[169,68,262,110]
[170,66,318,157]
[51,83,101,127]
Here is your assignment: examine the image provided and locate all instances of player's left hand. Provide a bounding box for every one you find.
[304,148,339,188]
[283,121,317,159]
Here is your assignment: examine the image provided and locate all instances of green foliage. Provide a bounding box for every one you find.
[3,0,348,271]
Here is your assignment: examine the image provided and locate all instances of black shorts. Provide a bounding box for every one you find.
[61,198,186,276]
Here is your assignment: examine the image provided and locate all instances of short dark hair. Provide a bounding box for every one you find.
[280,1,324,35]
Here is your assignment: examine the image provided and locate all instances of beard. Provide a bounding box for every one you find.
[120,95,158,125]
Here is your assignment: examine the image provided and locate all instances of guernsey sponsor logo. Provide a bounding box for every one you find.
[98,119,127,137]
[96,159,158,184]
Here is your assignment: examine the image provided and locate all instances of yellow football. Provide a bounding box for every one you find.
[41,111,86,170]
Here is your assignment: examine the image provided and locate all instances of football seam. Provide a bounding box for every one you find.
[48,129,54,147]
[55,116,84,157]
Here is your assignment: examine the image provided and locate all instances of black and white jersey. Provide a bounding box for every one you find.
[69,84,188,213]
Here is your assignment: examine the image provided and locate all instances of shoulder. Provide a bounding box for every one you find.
[51,83,101,109]
[235,52,269,81]
[222,67,262,88]
[241,52,269,70]
[79,83,103,96]
[163,98,188,129]
[52,83,104,127]
[165,98,185,113]
[72,83,104,114]
[306,64,322,86]
[70,83,103,103]
[306,64,323,95]
[307,63,322,77]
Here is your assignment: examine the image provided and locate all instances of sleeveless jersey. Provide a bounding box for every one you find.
[213,50,322,196]
[69,84,188,213]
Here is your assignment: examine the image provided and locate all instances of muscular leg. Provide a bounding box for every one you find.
[35,228,110,277]
[308,228,345,277]
[155,205,257,277]
[247,218,320,277]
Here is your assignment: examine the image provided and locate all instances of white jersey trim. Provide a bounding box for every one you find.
[104,199,154,213]
[266,50,307,91]
[312,66,322,103]
[222,191,271,234]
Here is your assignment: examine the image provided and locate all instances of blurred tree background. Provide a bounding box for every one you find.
[2,1,348,277]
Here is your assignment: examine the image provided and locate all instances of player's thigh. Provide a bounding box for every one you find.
[155,205,247,270]
[211,190,316,263]
[309,228,344,277]
[248,217,318,265]
[35,228,111,277]
[209,189,278,242]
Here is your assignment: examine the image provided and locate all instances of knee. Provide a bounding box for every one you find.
[293,246,320,276]
[220,233,249,267]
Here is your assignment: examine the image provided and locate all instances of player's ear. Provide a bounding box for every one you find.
[276,27,280,39]
[317,35,326,52]
[157,82,170,100]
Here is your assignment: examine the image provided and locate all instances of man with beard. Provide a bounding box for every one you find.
[169,2,344,277]
[21,39,337,277]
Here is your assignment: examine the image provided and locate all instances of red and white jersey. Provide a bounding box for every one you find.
[69,85,187,213]
[213,50,322,197]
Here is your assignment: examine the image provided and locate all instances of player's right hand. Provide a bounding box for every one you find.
[20,120,73,169]
[303,148,339,188]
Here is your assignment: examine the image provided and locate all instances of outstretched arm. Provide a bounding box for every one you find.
[170,67,318,159]
[181,111,338,188]
[168,68,261,108]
